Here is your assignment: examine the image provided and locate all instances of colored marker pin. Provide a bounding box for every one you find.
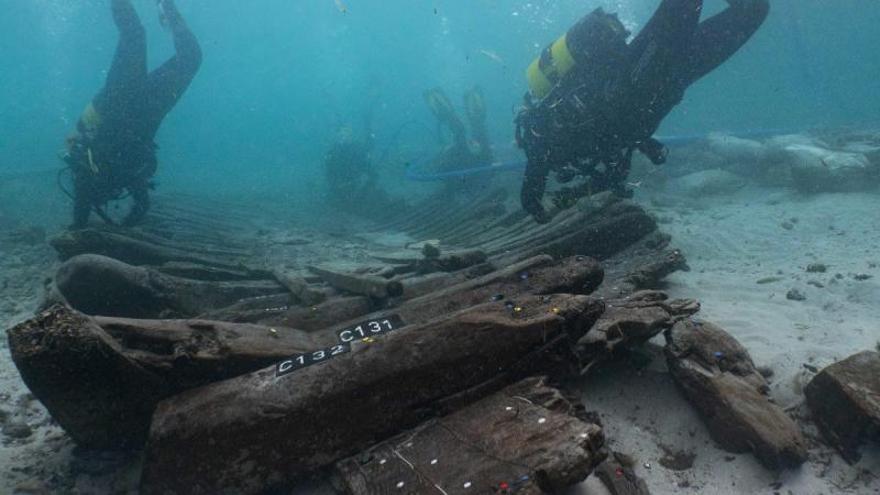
[714,351,724,359]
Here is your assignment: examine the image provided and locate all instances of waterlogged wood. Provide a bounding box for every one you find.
[309,264,404,299]
[332,377,606,495]
[664,320,808,470]
[490,201,658,266]
[265,295,374,331]
[271,270,328,306]
[253,255,589,334]
[593,452,651,495]
[418,248,488,272]
[577,290,698,374]
[7,305,316,450]
[93,316,316,389]
[55,254,285,319]
[196,293,294,323]
[155,261,270,282]
[7,305,165,450]
[804,351,880,462]
[625,249,689,290]
[50,227,250,270]
[140,294,604,494]
[308,255,604,348]
[398,262,495,299]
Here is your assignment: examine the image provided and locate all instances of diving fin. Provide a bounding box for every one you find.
[463,86,486,124]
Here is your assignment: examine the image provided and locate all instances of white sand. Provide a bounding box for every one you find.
[567,187,880,494]
[2,186,879,493]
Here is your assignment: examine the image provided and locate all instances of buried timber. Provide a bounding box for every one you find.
[5,190,875,494]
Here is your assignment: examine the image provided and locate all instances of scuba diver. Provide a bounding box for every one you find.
[324,122,378,209]
[424,86,494,194]
[63,0,202,228]
[516,0,769,223]
[323,107,404,214]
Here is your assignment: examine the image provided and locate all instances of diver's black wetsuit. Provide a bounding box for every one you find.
[517,0,768,223]
[65,0,201,228]
[325,139,377,206]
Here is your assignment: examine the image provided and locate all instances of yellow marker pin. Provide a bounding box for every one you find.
[513,306,523,313]
[551,307,561,314]
[362,337,376,344]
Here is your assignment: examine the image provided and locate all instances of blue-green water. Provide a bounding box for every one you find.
[2,3,880,493]
[2,0,878,225]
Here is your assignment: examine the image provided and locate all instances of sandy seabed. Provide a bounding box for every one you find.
[1,186,879,494]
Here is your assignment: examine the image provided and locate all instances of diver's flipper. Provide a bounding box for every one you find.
[424,87,467,145]
[156,0,184,30]
[423,88,457,123]
[463,86,487,125]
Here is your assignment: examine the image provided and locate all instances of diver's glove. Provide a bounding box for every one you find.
[637,138,668,165]
[552,187,582,210]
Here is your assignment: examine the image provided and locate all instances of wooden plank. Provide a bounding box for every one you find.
[6,305,316,450]
[333,377,605,495]
[309,264,404,299]
[140,294,602,494]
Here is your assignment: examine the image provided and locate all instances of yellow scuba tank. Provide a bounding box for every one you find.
[79,102,102,137]
[526,8,629,100]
